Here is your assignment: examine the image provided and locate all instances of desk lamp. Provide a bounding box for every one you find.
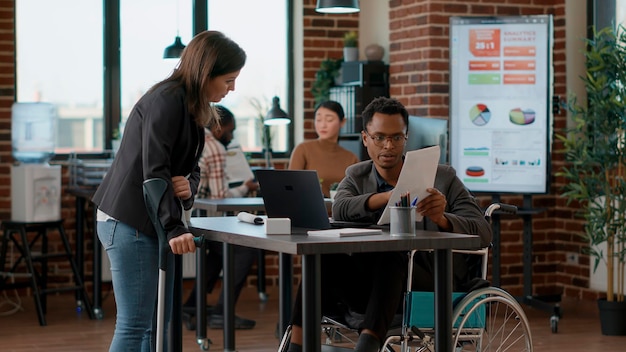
[263,96,290,168]
[315,0,360,14]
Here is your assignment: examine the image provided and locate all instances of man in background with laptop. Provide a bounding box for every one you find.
[285,97,491,352]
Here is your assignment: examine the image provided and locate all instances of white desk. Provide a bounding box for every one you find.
[189,217,481,352]
[194,197,333,320]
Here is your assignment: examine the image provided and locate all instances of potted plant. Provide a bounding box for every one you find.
[557,25,626,335]
[329,182,340,201]
[250,97,274,167]
[311,58,343,105]
[343,31,358,62]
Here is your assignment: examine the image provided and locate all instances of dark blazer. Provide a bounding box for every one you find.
[92,82,204,241]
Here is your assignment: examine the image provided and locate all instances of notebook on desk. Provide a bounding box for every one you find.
[255,169,372,230]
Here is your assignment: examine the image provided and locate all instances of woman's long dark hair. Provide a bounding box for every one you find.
[154,31,246,127]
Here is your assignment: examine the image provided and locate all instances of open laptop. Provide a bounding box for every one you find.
[255,169,370,230]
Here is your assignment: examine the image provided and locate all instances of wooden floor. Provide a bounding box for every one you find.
[1,285,625,351]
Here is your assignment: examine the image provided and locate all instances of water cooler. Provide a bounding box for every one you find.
[11,102,61,222]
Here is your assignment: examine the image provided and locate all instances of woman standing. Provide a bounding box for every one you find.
[92,31,246,352]
[288,100,359,197]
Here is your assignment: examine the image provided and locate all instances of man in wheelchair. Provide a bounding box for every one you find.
[285,97,492,352]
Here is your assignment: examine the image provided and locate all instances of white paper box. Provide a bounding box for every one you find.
[265,218,291,234]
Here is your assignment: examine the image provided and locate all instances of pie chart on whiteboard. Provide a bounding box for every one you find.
[469,104,491,126]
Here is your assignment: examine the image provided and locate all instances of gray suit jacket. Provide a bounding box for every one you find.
[332,160,493,290]
[332,160,492,247]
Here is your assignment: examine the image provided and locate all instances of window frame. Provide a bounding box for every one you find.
[109,0,294,159]
[588,0,617,35]
[36,0,293,160]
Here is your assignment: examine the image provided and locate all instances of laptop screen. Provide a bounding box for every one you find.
[255,169,331,230]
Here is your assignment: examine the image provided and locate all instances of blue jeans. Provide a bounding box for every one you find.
[98,219,174,352]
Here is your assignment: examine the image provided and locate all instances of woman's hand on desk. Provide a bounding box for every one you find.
[169,233,197,254]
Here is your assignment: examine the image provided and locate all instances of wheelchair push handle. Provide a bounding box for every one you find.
[498,203,518,214]
[484,203,517,222]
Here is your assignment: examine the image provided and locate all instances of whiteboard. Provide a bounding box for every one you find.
[448,16,553,194]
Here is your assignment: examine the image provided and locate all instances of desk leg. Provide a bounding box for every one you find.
[92,207,104,319]
[257,249,268,301]
[278,253,293,338]
[302,254,321,352]
[75,197,85,309]
[223,242,235,351]
[434,249,452,352]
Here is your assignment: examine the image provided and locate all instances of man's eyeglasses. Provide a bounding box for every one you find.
[363,130,407,147]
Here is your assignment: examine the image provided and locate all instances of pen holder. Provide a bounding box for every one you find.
[390,206,416,236]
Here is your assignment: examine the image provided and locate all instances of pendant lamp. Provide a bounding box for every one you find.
[163,0,186,59]
[163,36,186,59]
[316,0,360,14]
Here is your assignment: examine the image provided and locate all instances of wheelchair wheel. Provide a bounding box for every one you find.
[452,287,533,352]
[277,320,360,352]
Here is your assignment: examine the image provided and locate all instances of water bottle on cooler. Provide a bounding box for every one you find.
[11,102,57,164]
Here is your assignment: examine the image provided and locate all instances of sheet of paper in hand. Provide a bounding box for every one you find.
[225,145,254,185]
[377,146,440,225]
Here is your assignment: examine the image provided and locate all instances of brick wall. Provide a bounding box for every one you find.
[0,0,14,221]
[302,0,359,139]
[391,0,593,301]
[300,0,595,301]
[1,0,601,302]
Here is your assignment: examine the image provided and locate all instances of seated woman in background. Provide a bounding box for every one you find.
[288,100,359,197]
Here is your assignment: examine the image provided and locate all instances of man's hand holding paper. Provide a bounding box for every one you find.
[417,187,450,230]
[377,145,441,225]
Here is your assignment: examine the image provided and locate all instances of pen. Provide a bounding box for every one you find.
[410,196,419,207]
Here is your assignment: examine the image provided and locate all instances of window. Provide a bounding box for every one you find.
[207,0,289,154]
[591,0,619,32]
[18,0,290,156]
[16,0,104,153]
[120,0,193,135]
[618,0,626,26]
